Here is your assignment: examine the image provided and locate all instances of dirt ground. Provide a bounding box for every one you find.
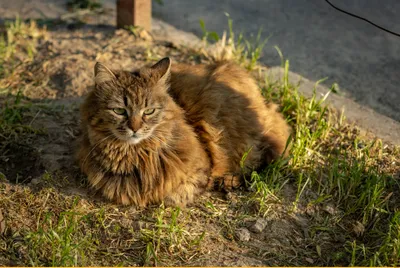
[0,22,308,266]
[0,15,399,267]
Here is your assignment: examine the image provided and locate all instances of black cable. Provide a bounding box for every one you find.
[324,0,400,38]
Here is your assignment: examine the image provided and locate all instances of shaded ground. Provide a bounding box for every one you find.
[0,13,399,267]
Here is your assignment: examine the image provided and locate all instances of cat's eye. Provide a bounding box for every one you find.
[113,108,126,115]
[143,108,155,116]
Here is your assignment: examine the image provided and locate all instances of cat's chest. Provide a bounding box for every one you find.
[94,142,161,175]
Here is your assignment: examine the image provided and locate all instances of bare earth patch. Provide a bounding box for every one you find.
[0,19,399,267]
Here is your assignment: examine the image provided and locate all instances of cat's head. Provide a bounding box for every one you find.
[86,57,172,144]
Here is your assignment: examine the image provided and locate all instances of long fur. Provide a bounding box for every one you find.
[76,58,291,207]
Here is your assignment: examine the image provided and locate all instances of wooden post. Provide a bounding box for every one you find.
[117,0,152,31]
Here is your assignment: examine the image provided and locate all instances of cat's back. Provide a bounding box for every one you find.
[170,60,258,96]
[169,60,291,172]
[169,61,268,117]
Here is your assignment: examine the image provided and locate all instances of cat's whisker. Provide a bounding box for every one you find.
[149,135,172,149]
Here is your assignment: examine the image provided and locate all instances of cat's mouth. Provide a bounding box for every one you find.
[112,129,145,144]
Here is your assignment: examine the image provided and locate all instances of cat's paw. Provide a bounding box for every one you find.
[222,174,242,191]
[163,196,187,208]
[210,173,242,191]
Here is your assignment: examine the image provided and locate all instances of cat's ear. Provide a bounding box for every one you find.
[150,57,171,84]
[94,62,116,84]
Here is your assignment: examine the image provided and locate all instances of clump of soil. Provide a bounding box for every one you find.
[0,141,44,184]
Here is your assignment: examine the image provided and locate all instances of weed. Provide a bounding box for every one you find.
[141,205,205,266]
[247,50,398,265]
[0,17,47,78]
[24,200,94,266]
[199,13,269,70]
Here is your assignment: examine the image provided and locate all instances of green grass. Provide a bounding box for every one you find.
[25,199,94,266]
[198,16,400,265]
[0,17,46,79]
[0,16,399,267]
[200,13,268,71]
[251,59,399,265]
[141,205,205,266]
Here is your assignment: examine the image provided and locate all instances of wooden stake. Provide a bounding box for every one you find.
[117,0,152,31]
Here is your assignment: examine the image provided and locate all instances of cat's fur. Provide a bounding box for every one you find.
[77,57,290,207]
[169,61,291,187]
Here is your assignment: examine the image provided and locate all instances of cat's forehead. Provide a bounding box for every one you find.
[116,70,155,89]
[109,71,159,105]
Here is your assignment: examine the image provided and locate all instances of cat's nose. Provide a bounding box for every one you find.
[128,117,142,133]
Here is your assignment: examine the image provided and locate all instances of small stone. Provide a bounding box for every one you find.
[249,218,269,233]
[94,33,103,40]
[305,257,314,264]
[30,178,41,185]
[132,221,145,231]
[235,228,251,242]
[353,221,365,237]
[120,218,133,229]
[323,203,338,215]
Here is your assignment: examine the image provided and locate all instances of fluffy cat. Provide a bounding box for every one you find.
[77,57,290,207]
[169,61,291,188]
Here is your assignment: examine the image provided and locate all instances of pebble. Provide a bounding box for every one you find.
[235,227,251,242]
[249,218,269,233]
[322,203,338,215]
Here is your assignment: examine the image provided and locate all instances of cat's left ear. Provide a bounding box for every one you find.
[150,57,171,84]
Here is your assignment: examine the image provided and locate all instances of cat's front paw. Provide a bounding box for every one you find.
[209,173,242,191]
[163,196,188,208]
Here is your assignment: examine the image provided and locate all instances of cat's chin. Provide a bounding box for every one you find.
[127,136,144,145]
[112,130,145,145]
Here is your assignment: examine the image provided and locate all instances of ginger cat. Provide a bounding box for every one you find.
[77,57,290,207]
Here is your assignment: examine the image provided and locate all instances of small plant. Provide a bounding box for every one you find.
[1,90,24,125]
[199,13,269,70]
[24,201,94,266]
[199,19,220,43]
[141,205,205,266]
[0,17,47,78]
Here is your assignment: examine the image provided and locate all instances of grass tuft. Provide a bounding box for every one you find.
[199,13,268,71]
[0,17,47,79]
[141,205,206,266]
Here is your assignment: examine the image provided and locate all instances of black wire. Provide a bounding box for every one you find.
[324,0,400,38]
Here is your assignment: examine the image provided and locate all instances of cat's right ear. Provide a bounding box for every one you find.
[94,62,116,84]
